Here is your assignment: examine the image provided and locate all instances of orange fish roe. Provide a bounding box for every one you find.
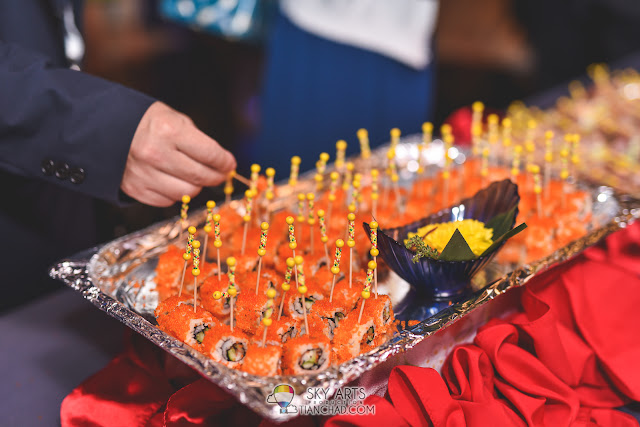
[202,324,250,369]
[235,292,271,334]
[242,344,282,376]
[282,335,331,375]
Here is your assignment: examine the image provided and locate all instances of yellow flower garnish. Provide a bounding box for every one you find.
[406,219,494,257]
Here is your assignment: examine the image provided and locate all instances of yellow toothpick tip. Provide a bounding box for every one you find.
[472,101,484,112]
[319,152,330,162]
[370,221,378,229]
[357,128,368,138]
[422,122,433,133]
[285,216,295,225]
[306,192,315,200]
[251,164,261,173]
[291,156,301,165]
[266,167,275,177]
[390,128,401,137]
[336,239,344,248]
[192,240,201,249]
[182,195,191,204]
[213,214,221,222]
[487,114,499,124]
[188,226,197,235]
[336,140,347,149]
[206,200,215,209]
[226,257,236,267]
[260,222,269,231]
[294,255,304,265]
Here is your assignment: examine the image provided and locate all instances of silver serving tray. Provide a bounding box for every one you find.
[50,138,640,422]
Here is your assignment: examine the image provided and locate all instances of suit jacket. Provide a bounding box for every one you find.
[0,0,155,310]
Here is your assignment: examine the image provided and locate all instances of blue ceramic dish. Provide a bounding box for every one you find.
[364,179,520,320]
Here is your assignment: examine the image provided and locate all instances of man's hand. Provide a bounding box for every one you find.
[121,101,236,206]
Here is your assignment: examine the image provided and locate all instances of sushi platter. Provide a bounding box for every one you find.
[50,129,640,420]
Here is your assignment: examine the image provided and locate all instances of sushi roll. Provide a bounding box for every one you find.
[202,324,250,368]
[200,275,239,320]
[282,335,331,375]
[283,289,324,319]
[331,277,361,313]
[297,313,332,340]
[332,313,377,363]
[154,294,192,318]
[254,316,298,345]
[311,299,346,339]
[154,245,185,290]
[235,292,274,334]
[157,304,217,350]
[242,343,282,376]
[354,294,394,336]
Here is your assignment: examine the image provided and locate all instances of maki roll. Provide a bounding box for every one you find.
[297,313,332,340]
[254,316,298,345]
[202,324,250,368]
[154,245,184,290]
[331,313,377,363]
[282,335,331,375]
[283,290,324,319]
[235,292,274,334]
[311,299,346,339]
[354,294,395,339]
[330,277,361,313]
[154,294,192,318]
[200,276,239,320]
[242,343,282,376]
[157,304,217,350]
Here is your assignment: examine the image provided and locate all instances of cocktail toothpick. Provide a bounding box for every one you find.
[297,193,306,242]
[442,125,453,209]
[317,209,330,262]
[241,189,254,255]
[481,145,490,187]
[261,287,276,347]
[191,240,201,312]
[351,176,361,213]
[371,169,379,218]
[358,128,371,161]
[487,114,499,166]
[390,128,401,150]
[531,164,542,217]
[224,171,234,204]
[265,167,275,222]
[369,221,379,298]
[315,152,330,192]
[570,134,580,179]
[295,255,309,335]
[180,195,190,232]
[357,260,376,324]
[307,193,316,254]
[335,140,347,173]
[255,222,269,294]
[285,216,299,287]
[213,213,222,281]
[202,200,215,270]
[329,239,344,302]
[250,164,260,193]
[501,117,512,157]
[560,146,570,208]
[386,148,401,207]
[544,131,554,199]
[213,257,238,330]
[179,226,196,296]
[471,101,484,140]
[277,257,295,320]
[347,212,356,288]
[525,119,537,188]
[511,145,522,183]
[419,123,433,198]
[342,161,354,192]
[289,156,301,188]
[327,171,339,225]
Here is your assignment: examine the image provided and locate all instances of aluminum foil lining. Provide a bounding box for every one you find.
[50,138,640,422]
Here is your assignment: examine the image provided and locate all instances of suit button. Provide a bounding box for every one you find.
[70,167,86,184]
[55,162,70,180]
[41,159,55,176]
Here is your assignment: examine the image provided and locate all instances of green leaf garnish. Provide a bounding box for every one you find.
[438,229,477,261]
[485,206,518,241]
[405,235,439,263]
[480,222,528,257]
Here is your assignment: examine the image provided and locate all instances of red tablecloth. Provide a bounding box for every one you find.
[61,223,640,427]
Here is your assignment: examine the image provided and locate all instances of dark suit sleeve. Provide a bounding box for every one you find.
[0,41,156,203]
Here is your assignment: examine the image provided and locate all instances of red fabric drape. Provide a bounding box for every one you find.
[61,222,640,426]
